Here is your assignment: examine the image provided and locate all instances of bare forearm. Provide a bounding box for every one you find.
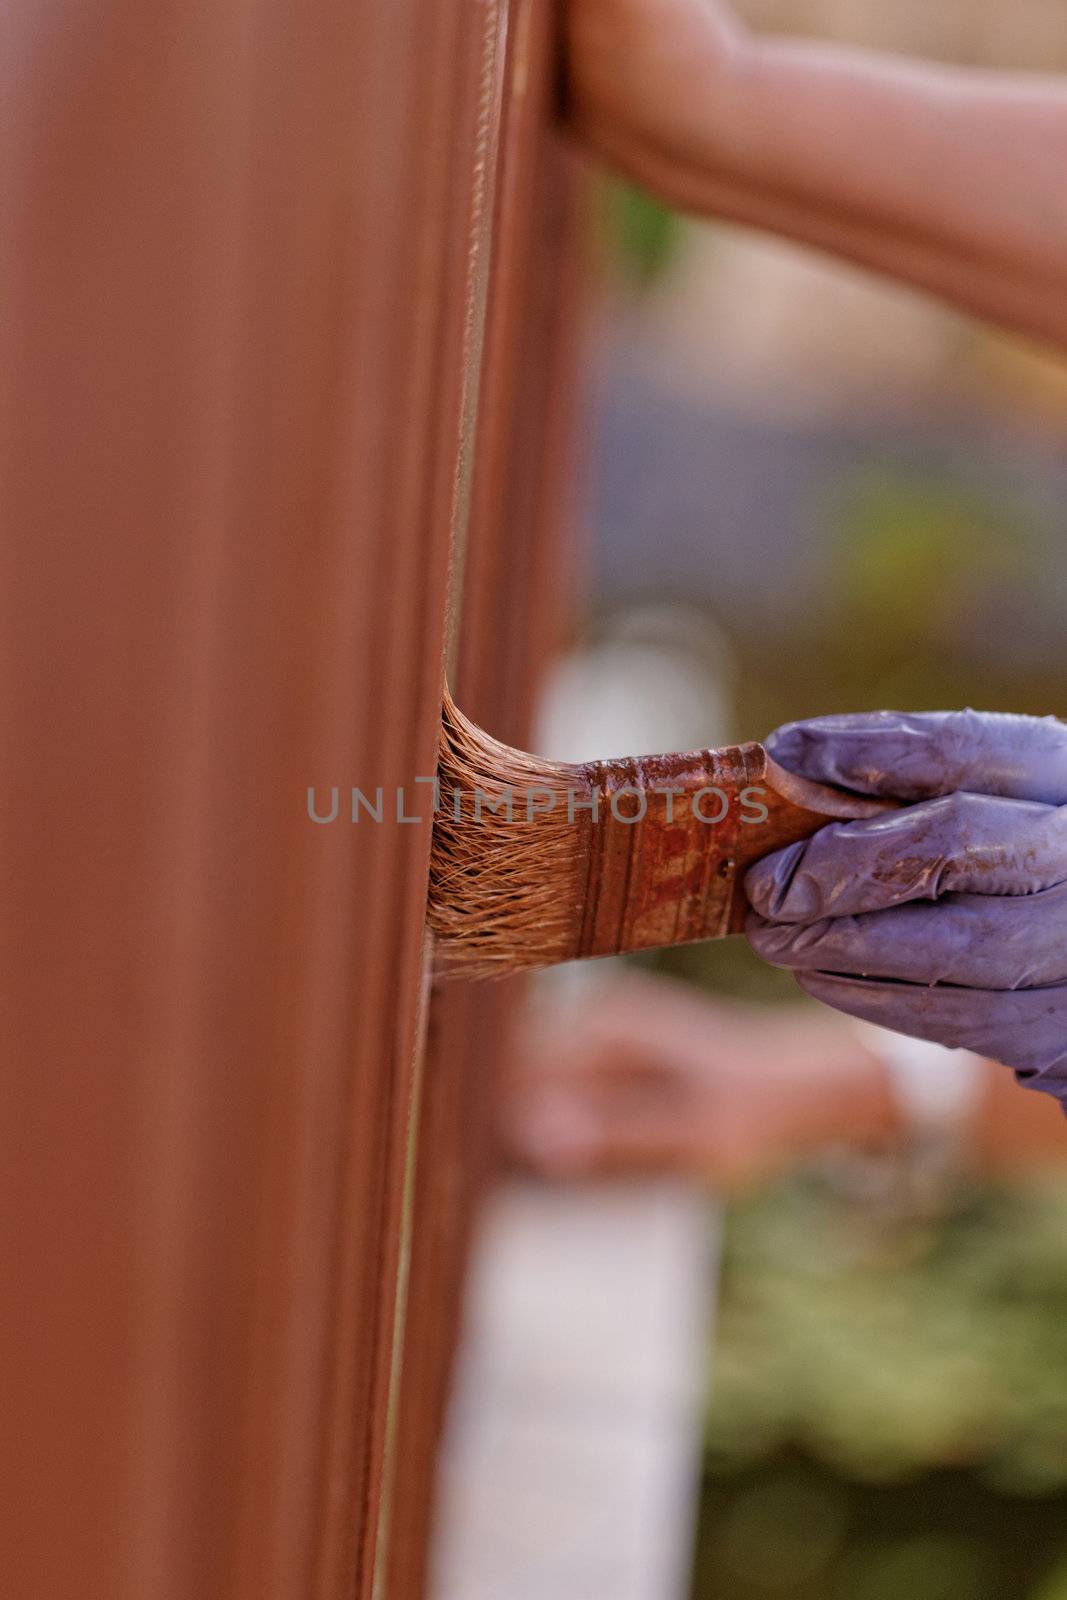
[573,3,1067,347]
[602,115,1067,347]
[722,43,1065,277]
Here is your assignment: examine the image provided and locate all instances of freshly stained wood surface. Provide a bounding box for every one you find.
[387,2,587,1594]
[1,2,538,1597]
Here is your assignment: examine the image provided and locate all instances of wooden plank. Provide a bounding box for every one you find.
[0,2,518,1596]
[386,3,588,1593]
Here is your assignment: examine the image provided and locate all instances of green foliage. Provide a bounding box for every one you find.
[833,1534,995,1600]
[602,177,683,288]
[693,1453,1067,1600]
[1033,1554,1067,1600]
[707,1174,1067,1488]
[733,460,1059,734]
[692,1177,1067,1598]
[826,470,1016,649]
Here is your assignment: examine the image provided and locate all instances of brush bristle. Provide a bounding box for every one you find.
[427,692,587,979]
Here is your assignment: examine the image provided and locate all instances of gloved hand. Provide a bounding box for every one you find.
[745,710,1067,1105]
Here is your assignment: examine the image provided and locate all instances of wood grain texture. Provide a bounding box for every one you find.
[0,1,509,1596]
[387,2,588,1594]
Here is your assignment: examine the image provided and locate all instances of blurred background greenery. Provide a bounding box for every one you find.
[693,1176,1067,1599]
[585,3,1067,1591]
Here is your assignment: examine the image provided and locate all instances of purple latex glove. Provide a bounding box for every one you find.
[745,710,1067,1104]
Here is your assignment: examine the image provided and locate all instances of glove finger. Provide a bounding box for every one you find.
[745,792,1067,922]
[747,879,1067,991]
[793,969,1067,1088]
[765,709,1067,804]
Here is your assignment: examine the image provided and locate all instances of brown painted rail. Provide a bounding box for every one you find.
[0,2,573,1597]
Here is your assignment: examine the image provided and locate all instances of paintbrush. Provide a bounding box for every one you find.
[428,690,894,979]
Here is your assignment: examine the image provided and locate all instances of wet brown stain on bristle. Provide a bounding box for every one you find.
[428,690,587,977]
[428,691,898,980]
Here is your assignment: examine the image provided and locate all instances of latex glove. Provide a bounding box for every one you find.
[745,710,1067,1104]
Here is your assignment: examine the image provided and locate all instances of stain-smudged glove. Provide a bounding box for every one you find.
[745,710,1067,1105]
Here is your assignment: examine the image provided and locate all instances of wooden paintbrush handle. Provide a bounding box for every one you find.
[573,742,895,960]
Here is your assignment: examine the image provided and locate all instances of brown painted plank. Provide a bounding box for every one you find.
[0,2,514,1596]
[386,2,589,1594]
